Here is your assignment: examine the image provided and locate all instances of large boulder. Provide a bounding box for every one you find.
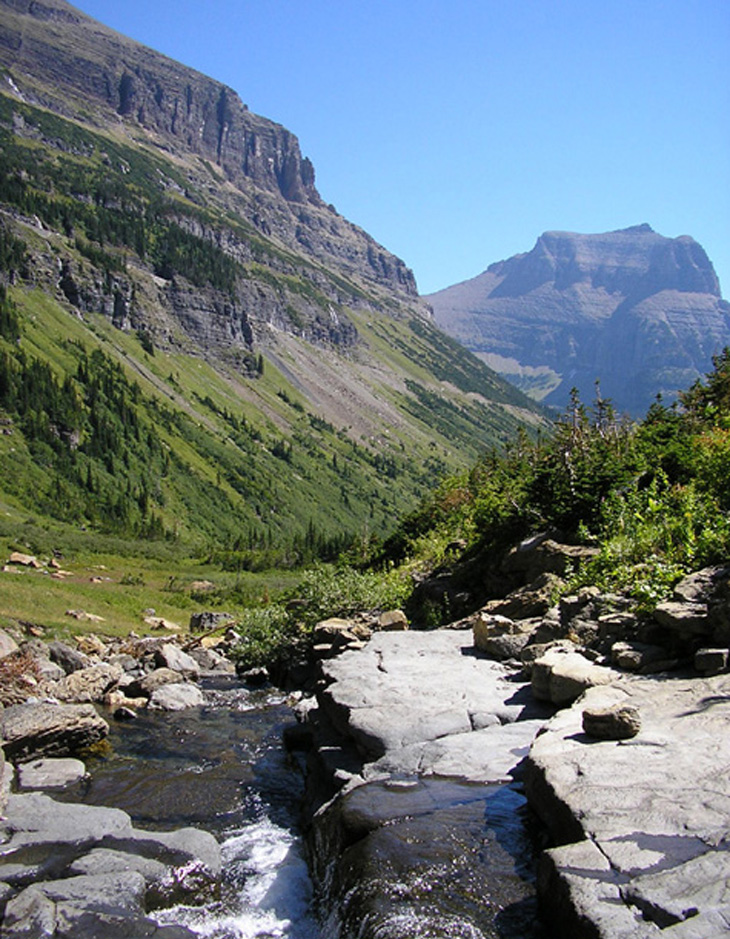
[472,612,534,660]
[503,533,599,582]
[148,683,205,711]
[126,668,184,699]
[154,644,200,680]
[0,627,19,659]
[482,572,563,620]
[45,663,123,703]
[0,702,109,761]
[48,640,91,675]
[531,647,619,706]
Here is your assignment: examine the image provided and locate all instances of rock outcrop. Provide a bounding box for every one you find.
[429,225,730,416]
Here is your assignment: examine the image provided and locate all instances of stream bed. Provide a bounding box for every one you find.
[55,676,548,938]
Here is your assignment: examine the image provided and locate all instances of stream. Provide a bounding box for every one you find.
[55,676,547,938]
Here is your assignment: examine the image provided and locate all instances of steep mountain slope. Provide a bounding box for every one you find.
[0,0,544,555]
[428,225,730,417]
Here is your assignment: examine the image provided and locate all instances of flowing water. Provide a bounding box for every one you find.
[64,677,320,938]
[59,676,547,938]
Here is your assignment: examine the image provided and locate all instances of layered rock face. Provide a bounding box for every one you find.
[0,0,419,300]
[429,225,730,416]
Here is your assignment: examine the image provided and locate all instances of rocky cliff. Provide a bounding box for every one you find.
[428,225,730,417]
[0,0,417,299]
[0,0,545,547]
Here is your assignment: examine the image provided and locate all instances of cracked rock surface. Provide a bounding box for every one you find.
[525,674,730,937]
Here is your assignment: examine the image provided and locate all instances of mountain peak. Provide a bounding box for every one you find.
[429,226,730,417]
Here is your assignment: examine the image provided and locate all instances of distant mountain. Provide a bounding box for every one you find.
[0,0,544,553]
[428,225,730,417]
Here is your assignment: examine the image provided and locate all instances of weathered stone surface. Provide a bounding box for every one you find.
[45,662,123,703]
[154,644,200,680]
[48,640,91,674]
[126,667,183,698]
[0,702,109,761]
[148,683,205,711]
[582,703,641,740]
[472,612,533,660]
[377,610,408,631]
[186,645,235,674]
[503,533,599,581]
[189,611,233,633]
[0,626,19,659]
[653,600,709,640]
[525,674,730,936]
[531,648,618,706]
[482,571,562,620]
[694,647,729,675]
[611,640,674,673]
[17,757,87,789]
[317,629,552,778]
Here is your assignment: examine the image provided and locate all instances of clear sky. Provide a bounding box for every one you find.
[74,0,729,298]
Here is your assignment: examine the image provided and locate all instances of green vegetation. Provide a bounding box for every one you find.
[374,360,730,618]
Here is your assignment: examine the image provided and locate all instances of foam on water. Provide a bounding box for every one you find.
[155,814,320,939]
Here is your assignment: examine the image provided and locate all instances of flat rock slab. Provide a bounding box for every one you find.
[525,673,730,937]
[17,757,87,790]
[318,629,553,780]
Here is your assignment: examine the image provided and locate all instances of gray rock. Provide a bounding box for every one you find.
[48,640,90,675]
[17,757,87,789]
[126,667,183,698]
[148,683,204,711]
[186,645,235,674]
[45,662,123,703]
[694,648,729,675]
[582,704,641,740]
[611,640,674,673]
[377,610,408,631]
[472,612,533,660]
[531,648,618,706]
[0,627,19,660]
[482,571,563,620]
[3,792,133,847]
[154,644,200,680]
[525,674,730,937]
[189,611,233,633]
[0,702,109,761]
[653,600,709,640]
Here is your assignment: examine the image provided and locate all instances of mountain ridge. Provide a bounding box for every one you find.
[0,0,545,552]
[428,225,730,416]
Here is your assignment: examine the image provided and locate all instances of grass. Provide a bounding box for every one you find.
[0,535,301,641]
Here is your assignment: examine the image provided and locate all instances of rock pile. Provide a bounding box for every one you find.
[0,619,240,937]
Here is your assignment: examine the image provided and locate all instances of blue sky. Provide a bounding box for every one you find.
[76,0,729,298]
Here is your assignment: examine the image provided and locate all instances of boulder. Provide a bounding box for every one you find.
[189,611,233,633]
[0,702,109,761]
[482,572,562,620]
[694,647,729,676]
[154,644,200,680]
[377,610,408,631]
[472,612,533,660]
[611,640,675,673]
[582,704,641,740]
[45,662,123,703]
[148,683,205,711]
[186,645,235,674]
[74,634,108,656]
[48,640,91,674]
[531,648,618,706]
[503,533,599,581]
[0,627,19,659]
[126,668,183,698]
[7,552,40,568]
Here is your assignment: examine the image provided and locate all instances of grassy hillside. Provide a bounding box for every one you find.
[0,91,545,567]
